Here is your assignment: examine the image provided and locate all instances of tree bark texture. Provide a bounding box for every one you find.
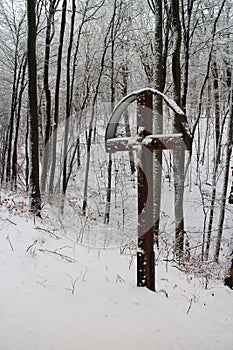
[27,0,41,214]
[171,0,185,254]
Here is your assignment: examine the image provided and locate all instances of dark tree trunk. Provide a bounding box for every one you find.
[41,0,57,193]
[171,0,185,255]
[104,0,117,224]
[49,0,67,193]
[62,0,76,197]
[12,56,27,189]
[153,0,163,247]
[181,0,195,113]
[212,61,220,163]
[224,254,233,290]
[6,50,20,183]
[27,0,41,215]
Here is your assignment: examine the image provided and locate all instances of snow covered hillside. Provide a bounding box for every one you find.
[0,196,232,350]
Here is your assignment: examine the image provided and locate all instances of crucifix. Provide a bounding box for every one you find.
[105,88,192,291]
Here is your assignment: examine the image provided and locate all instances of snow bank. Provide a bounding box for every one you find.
[0,209,232,350]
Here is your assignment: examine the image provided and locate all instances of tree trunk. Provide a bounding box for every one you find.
[212,61,220,163]
[181,0,195,113]
[104,0,117,224]
[205,107,228,260]
[122,61,135,175]
[12,56,27,189]
[215,113,232,262]
[215,66,232,262]
[6,48,20,183]
[82,13,114,215]
[225,253,233,289]
[153,0,163,247]
[62,0,76,198]
[49,0,67,194]
[171,0,185,255]
[41,0,57,193]
[27,0,41,215]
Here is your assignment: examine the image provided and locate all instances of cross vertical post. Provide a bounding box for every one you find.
[137,91,155,291]
[105,87,192,292]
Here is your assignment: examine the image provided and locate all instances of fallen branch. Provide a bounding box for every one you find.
[172,264,184,272]
[0,217,17,229]
[157,289,169,298]
[38,248,76,263]
[6,234,14,251]
[186,298,193,315]
[65,274,79,294]
[55,245,74,253]
[6,218,17,225]
[35,226,61,240]
[26,239,39,252]
[37,279,48,288]
[116,274,125,283]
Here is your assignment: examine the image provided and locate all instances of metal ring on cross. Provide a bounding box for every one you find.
[105,87,192,151]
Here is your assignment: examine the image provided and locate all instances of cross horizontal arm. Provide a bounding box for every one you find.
[142,133,187,150]
[105,137,140,153]
[105,133,187,153]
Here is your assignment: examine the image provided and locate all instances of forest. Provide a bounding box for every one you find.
[0,0,233,287]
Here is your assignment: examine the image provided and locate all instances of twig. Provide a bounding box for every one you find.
[128,255,134,270]
[116,274,125,283]
[6,234,14,251]
[54,245,73,253]
[6,218,17,225]
[0,217,17,230]
[186,298,193,315]
[35,226,61,239]
[65,274,79,294]
[37,279,48,287]
[26,239,39,252]
[81,267,88,282]
[157,289,169,298]
[172,264,184,272]
[38,248,76,263]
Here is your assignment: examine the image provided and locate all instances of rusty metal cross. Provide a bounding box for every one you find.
[105,88,192,291]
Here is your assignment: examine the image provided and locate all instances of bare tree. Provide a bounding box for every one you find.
[0,3,27,184]
[82,7,117,215]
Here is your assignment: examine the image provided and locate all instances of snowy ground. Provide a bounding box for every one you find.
[0,201,232,350]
